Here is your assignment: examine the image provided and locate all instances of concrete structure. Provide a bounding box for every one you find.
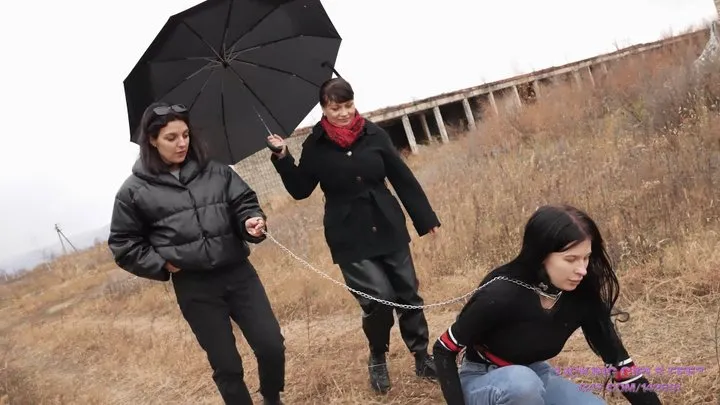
[234,27,710,201]
[695,21,719,70]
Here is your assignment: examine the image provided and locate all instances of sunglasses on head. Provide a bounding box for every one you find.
[153,104,188,115]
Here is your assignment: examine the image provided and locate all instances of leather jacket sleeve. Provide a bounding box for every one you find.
[226,167,267,244]
[108,195,169,281]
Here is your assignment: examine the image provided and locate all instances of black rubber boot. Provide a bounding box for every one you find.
[368,352,391,394]
[262,393,284,405]
[414,351,438,380]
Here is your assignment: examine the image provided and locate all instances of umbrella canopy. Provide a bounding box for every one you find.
[124,0,342,164]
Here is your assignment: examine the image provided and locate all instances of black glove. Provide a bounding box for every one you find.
[617,376,662,405]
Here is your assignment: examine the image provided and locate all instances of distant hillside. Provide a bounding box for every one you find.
[0,224,111,274]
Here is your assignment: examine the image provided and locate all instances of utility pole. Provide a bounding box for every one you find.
[55,224,78,255]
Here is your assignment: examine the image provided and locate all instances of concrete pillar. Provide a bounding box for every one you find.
[532,81,541,99]
[462,98,476,131]
[419,113,432,142]
[572,70,582,88]
[586,66,595,87]
[488,91,499,116]
[432,106,449,143]
[401,115,418,154]
[512,86,522,107]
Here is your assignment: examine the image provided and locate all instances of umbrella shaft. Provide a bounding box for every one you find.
[252,104,273,135]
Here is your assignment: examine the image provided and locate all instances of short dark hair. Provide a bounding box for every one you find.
[137,101,208,174]
[319,78,354,107]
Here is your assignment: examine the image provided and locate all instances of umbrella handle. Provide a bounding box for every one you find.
[266,138,284,153]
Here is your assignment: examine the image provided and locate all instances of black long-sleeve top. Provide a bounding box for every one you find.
[432,270,662,405]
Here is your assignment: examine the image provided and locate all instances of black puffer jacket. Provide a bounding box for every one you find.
[108,158,266,281]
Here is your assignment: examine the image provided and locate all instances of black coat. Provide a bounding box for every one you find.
[108,158,267,281]
[271,120,440,264]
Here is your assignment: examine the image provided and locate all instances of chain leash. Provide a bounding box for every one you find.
[110,230,551,310]
[260,230,546,310]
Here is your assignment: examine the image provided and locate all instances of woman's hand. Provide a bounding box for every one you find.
[245,217,266,237]
[429,226,440,235]
[164,262,181,273]
[267,134,288,158]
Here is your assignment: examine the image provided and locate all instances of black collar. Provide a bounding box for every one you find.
[536,281,563,296]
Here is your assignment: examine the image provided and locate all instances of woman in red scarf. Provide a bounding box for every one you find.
[268,78,440,395]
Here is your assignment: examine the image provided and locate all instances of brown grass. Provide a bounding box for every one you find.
[1,30,719,404]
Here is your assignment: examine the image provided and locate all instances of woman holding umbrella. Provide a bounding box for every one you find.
[108,102,286,405]
[432,204,662,405]
[266,77,440,394]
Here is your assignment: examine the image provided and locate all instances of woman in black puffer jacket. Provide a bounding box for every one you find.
[108,101,285,405]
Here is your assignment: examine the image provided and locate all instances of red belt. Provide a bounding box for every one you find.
[476,347,513,367]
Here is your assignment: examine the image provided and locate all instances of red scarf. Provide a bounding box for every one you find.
[320,112,366,148]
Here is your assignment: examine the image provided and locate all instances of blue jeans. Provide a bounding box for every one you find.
[459,358,607,405]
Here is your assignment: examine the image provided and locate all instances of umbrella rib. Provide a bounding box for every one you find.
[153,34,338,64]
[226,64,291,136]
[155,61,219,102]
[230,59,320,88]
[148,56,220,64]
[186,68,217,111]
[181,21,224,62]
[222,1,283,59]
[230,34,340,56]
[221,0,234,54]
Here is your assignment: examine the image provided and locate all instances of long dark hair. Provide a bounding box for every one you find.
[464,205,626,332]
[137,101,208,174]
[511,204,618,311]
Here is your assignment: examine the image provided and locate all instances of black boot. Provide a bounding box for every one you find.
[262,393,284,405]
[414,351,437,380]
[368,352,391,394]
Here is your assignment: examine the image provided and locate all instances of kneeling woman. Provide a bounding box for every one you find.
[433,205,661,405]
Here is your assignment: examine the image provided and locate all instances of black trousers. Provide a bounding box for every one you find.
[338,245,429,355]
[171,260,285,405]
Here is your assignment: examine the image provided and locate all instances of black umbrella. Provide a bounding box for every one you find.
[123,0,342,164]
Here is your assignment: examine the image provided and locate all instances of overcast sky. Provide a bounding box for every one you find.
[0,0,717,262]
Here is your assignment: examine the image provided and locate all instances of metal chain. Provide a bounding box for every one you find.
[260,230,546,310]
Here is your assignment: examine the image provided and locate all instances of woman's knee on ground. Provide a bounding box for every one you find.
[503,369,545,401]
[500,366,544,397]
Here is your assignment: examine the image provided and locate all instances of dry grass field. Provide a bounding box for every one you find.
[1,31,719,405]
